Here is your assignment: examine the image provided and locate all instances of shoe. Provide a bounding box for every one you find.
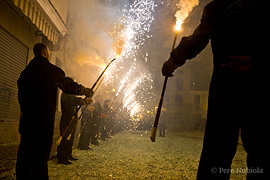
[69,156,78,161]
[58,159,72,165]
[91,142,99,146]
[79,146,92,150]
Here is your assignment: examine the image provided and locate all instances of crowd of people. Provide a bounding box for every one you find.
[57,91,140,165]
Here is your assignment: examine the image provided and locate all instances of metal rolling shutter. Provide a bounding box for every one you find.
[0,26,28,122]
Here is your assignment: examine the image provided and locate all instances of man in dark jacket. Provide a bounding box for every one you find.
[162,0,269,179]
[16,43,93,180]
[57,92,92,164]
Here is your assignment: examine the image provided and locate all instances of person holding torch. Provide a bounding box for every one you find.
[162,0,269,179]
[57,91,92,164]
[16,43,94,179]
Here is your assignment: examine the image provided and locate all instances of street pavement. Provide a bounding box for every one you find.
[2,130,247,179]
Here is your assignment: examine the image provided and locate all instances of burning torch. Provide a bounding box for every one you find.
[150,24,181,142]
[56,57,116,145]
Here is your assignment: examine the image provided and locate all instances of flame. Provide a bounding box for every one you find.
[175,0,199,31]
[175,22,181,31]
[113,37,125,58]
[110,22,127,59]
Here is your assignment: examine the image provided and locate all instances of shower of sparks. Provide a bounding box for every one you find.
[123,93,135,109]
[104,0,158,118]
[116,69,132,96]
[130,102,141,117]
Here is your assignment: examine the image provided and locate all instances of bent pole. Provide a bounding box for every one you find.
[56,58,116,145]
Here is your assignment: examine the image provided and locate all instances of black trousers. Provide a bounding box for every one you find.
[78,122,91,149]
[91,124,99,144]
[16,134,52,180]
[197,75,269,180]
[57,129,75,161]
[57,117,76,161]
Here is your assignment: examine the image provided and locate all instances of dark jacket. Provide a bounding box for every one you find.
[93,101,102,125]
[60,93,82,132]
[172,0,269,67]
[17,56,84,137]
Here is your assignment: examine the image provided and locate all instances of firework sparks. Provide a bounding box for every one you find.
[106,0,199,119]
[130,102,141,117]
[103,0,157,118]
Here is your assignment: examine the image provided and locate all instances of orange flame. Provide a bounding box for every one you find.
[113,37,124,58]
[110,22,127,58]
[175,0,199,32]
[175,22,181,31]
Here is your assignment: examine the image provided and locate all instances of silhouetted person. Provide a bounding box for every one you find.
[159,111,166,137]
[162,0,269,179]
[91,95,103,145]
[78,105,95,150]
[101,99,110,141]
[57,92,92,164]
[16,43,93,179]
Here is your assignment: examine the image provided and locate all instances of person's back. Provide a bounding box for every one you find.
[18,55,66,134]
[16,43,93,180]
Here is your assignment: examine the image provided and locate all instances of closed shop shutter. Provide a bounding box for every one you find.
[0,26,28,122]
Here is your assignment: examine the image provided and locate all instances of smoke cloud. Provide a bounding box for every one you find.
[67,0,121,69]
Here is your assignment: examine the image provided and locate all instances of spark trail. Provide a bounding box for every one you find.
[105,0,158,118]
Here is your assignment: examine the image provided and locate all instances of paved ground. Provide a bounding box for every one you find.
[3,130,247,179]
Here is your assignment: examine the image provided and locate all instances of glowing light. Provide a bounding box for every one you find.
[100,62,107,69]
[130,102,141,117]
[102,0,158,118]
[175,0,199,32]
[175,22,181,31]
[123,94,134,109]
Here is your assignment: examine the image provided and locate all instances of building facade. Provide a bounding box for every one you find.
[163,68,208,132]
[0,1,82,175]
